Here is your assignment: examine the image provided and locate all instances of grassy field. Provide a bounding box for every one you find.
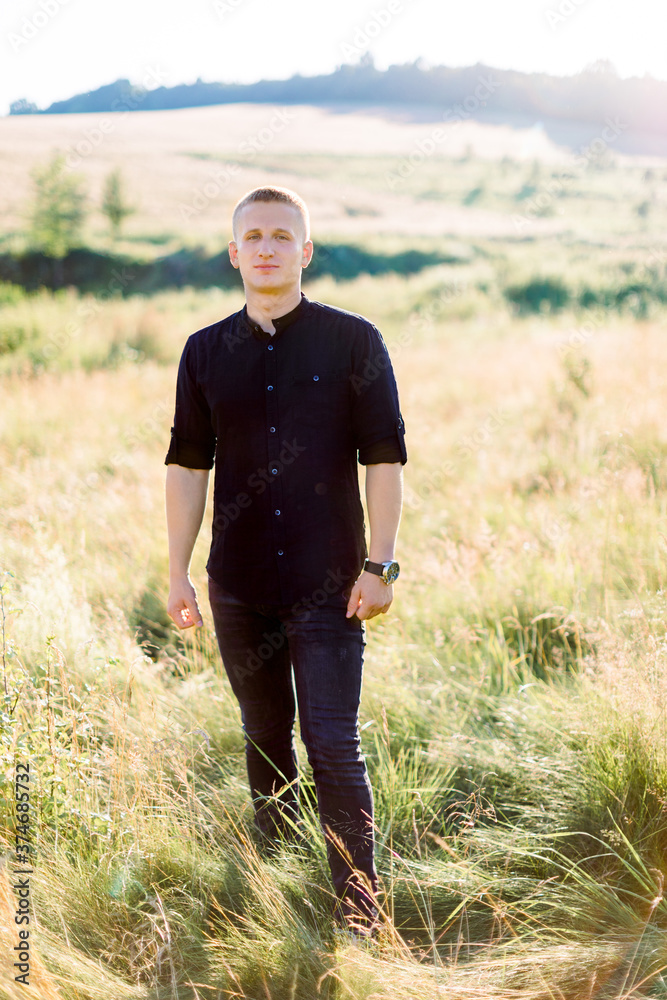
[2,102,665,256]
[1,106,667,998]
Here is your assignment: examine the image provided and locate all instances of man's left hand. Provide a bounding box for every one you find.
[346,571,393,620]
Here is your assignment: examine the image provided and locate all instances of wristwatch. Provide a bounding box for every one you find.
[363,559,400,585]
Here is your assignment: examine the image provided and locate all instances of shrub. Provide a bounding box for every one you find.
[504,277,570,314]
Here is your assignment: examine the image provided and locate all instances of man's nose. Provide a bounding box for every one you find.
[258,240,274,257]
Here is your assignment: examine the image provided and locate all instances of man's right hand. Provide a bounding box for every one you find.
[165,464,210,629]
[167,577,204,629]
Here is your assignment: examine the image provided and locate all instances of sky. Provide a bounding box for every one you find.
[1,0,666,115]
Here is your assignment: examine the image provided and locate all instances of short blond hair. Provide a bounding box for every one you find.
[232,186,310,242]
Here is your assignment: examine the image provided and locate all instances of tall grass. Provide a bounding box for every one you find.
[3,265,667,996]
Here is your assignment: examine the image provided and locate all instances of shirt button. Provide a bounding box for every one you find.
[268,345,273,351]
[278,549,284,556]
[267,385,273,391]
[313,375,319,381]
[269,426,276,433]
[275,509,281,515]
[271,468,278,474]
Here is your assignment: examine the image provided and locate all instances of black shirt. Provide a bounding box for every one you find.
[165,293,407,606]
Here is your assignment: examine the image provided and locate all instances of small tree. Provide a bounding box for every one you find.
[10,98,38,115]
[28,153,87,284]
[101,168,134,239]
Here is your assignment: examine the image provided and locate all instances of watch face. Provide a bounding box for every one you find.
[382,561,400,584]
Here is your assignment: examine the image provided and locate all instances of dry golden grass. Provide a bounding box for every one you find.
[0,866,65,1000]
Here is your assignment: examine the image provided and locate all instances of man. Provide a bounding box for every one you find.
[165,186,406,933]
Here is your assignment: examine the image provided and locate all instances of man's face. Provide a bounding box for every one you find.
[229,201,313,295]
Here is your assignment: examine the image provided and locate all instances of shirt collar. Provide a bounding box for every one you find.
[239,293,309,341]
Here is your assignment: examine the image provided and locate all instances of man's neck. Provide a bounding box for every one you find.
[245,287,302,335]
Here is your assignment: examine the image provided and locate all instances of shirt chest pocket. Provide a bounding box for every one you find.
[289,368,350,428]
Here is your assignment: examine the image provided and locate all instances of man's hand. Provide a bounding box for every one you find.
[167,576,204,629]
[345,571,393,621]
[166,465,209,629]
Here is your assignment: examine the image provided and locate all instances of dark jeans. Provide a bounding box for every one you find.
[208,574,378,922]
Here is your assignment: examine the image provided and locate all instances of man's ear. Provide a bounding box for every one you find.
[302,240,314,268]
[229,240,239,268]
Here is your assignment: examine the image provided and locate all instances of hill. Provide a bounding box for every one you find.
[9,59,667,152]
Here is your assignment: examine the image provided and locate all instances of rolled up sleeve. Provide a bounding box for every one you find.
[349,322,407,466]
[164,335,216,469]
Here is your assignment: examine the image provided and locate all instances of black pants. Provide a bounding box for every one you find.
[208,575,378,922]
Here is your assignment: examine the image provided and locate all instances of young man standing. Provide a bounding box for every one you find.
[165,186,406,932]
